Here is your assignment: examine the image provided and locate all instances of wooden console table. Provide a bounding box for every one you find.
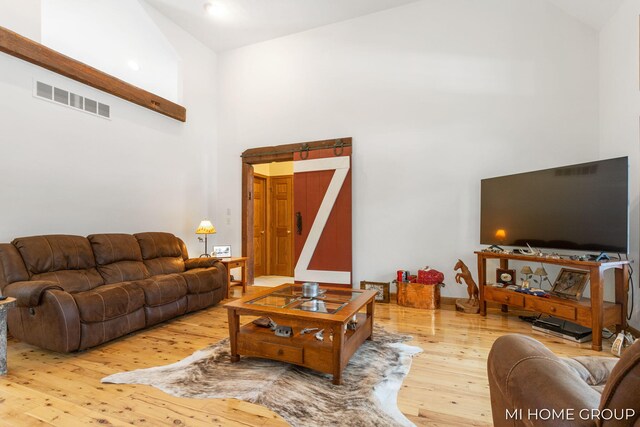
[476,251,630,351]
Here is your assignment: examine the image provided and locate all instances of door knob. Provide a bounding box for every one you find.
[261,230,265,234]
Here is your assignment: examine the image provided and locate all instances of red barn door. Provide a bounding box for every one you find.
[293,146,352,287]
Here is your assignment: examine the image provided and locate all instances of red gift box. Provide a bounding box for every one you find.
[418,268,444,285]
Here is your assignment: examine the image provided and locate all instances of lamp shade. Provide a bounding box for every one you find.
[533,267,548,277]
[520,266,533,275]
[195,220,216,234]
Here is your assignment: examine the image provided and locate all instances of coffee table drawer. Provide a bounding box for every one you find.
[241,340,303,364]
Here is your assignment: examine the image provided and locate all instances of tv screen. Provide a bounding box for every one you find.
[480,157,628,253]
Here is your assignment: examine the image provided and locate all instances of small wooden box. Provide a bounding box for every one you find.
[397,282,440,309]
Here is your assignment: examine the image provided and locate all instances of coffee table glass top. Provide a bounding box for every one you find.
[247,285,363,314]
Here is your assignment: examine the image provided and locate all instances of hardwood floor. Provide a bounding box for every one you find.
[0,287,613,426]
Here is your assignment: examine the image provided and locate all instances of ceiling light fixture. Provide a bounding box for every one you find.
[204,2,228,18]
[127,60,140,71]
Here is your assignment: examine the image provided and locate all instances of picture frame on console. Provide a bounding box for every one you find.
[550,268,589,300]
[496,268,516,287]
[212,245,231,258]
[360,281,390,303]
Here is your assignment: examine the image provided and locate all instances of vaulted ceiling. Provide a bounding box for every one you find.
[545,0,623,29]
[142,0,420,52]
[142,0,624,53]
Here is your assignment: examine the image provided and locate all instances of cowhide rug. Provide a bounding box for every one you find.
[102,326,422,426]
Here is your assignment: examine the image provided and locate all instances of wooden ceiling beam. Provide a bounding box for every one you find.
[0,26,187,122]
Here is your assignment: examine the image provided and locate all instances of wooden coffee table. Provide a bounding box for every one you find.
[224,284,377,385]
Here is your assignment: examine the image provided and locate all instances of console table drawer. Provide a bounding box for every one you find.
[525,299,576,320]
[226,261,243,269]
[243,340,304,364]
[485,288,524,307]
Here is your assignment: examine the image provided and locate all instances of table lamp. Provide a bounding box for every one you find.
[520,266,533,288]
[534,267,548,287]
[196,220,216,257]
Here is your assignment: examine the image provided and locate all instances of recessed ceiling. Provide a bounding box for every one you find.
[545,0,623,30]
[142,0,420,52]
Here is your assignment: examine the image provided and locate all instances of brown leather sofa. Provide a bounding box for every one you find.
[0,232,227,352]
[488,334,640,426]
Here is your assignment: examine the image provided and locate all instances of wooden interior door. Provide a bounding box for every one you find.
[253,175,267,277]
[270,176,294,276]
[293,147,352,286]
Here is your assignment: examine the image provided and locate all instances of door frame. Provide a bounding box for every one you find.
[241,137,352,285]
[252,173,268,277]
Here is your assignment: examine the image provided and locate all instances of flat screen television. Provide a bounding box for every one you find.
[480,157,628,253]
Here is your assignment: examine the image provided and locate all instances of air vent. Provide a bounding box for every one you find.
[54,87,68,105]
[84,98,97,114]
[70,93,83,109]
[98,103,110,118]
[36,82,53,100]
[33,80,111,120]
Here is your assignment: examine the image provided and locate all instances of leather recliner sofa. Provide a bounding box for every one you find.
[0,232,228,352]
[488,334,640,426]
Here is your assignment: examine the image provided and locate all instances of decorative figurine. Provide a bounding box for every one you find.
[454,259,480,314]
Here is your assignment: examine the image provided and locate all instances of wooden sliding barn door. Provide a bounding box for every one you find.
[293,146,352,287]
[242,138,352,286]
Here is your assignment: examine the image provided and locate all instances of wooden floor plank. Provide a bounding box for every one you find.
[0,286,613,425]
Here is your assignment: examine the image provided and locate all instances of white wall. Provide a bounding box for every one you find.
[0,0,41,41]
[599,0,640,328]
[0,1,218,257]
[217,0,601,297]
[41,0,180,103]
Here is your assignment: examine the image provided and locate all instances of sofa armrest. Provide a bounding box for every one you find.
[184,257,221,270]
[4,280,63,307]
[5,286,80,352]
[488,334,601,427]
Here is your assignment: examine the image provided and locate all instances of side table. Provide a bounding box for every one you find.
[0,297,16,375]
[219,257,248,298]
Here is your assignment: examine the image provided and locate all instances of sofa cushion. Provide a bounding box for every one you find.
[94,261,149,285]
[88,234,150,285]
[142,257,185,276]
[13,235,97,275]
[88,233,144,265]
[12,235,104,293]
[31,269,104,293]
[134,232,185,275]
[180,268,222,295]
[135,274,187,307]
[135,232,182,259]
[73,282,145,323]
